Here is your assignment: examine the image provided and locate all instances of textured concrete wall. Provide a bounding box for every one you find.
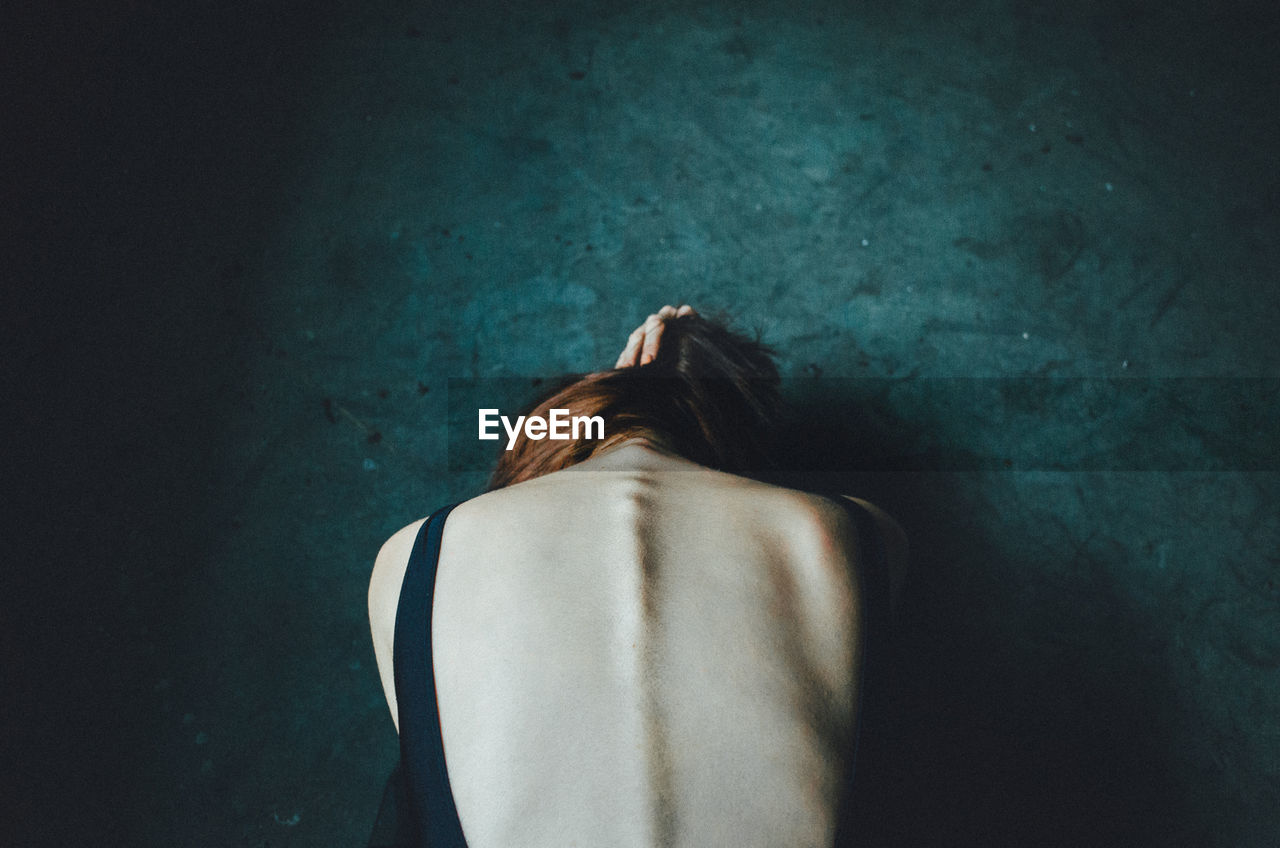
[9,0,1278,845]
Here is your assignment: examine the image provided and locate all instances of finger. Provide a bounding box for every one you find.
[676,304,695,316]
[640,321,665,365]
[616,326,644,368]
[657,305,677,319]
[616,325,645,366]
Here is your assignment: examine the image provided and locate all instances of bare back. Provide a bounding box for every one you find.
[369,444,878,848]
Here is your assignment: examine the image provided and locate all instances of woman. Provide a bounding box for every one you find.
[368,305,908,848]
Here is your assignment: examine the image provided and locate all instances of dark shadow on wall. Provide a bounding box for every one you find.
[759,387,1212,847]
[5,2,329,844]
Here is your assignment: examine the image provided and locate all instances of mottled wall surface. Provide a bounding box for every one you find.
[9,0,1278,845]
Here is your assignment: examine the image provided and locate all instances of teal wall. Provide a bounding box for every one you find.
[9,0,1277,844]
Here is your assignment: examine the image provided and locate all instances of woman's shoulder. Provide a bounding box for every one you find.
[451,468,851,531]
[715,480,865,541]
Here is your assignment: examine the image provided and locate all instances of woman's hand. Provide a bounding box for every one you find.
[615,304,697,368]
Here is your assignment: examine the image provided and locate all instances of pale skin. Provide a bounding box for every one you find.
[368,307,908,848]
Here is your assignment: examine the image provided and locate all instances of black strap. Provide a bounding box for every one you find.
[392,502,468,848]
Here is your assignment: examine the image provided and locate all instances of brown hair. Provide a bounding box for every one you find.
[487,312,783,490]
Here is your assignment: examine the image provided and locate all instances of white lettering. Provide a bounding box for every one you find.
[573,414,604,440]
[548,408,570,439]
[501,414,525,451]
[478,409,500,440]
[481,409,607,450]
